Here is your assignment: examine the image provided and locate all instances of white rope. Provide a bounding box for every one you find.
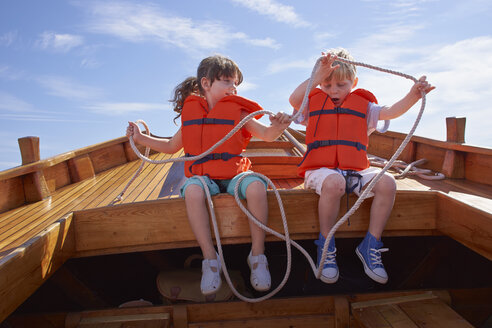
[110,120,151,205]
[119,55,428,300]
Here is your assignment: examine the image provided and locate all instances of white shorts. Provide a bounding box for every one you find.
[304,167,382,198]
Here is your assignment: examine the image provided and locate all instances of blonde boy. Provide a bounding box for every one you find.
[289,48,434,284]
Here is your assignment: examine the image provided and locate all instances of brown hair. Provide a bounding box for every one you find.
[170,55,243,123]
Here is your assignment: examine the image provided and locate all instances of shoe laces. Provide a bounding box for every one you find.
[322,248,337,266]
[369,247,389,266]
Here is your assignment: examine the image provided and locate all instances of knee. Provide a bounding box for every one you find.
[320,174,346,198]
[184,184,205,202]
[374,174,396,195]
[245,181,267,200]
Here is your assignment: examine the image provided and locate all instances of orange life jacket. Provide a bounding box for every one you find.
[298,88,377,177]
[181,94,263,179]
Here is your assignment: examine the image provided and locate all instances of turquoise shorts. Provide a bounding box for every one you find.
[180,172,267,200]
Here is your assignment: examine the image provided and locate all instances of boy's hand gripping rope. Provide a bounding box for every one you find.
[120,56,427,302]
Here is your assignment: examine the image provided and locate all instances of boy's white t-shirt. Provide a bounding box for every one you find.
[294,102,390,136]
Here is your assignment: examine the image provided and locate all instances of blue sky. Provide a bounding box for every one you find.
[1,0,491,171]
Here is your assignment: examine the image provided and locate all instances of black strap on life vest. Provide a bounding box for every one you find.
[309,107,366,119]
[298,139,367,166]
[182,118,235,126]
[186,152,241,174]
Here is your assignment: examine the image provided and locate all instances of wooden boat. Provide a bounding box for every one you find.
[1,116,491,327]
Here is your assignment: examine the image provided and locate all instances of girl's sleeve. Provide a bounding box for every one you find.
[367,102,390,135]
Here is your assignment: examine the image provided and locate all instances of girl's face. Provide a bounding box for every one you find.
[201,74,238,109]
[320,77,357,107]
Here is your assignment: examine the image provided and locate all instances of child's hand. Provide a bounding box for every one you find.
[315,52,340,84]
[126,121,142,142]
[269,112,292,128]
[411,76,435,99]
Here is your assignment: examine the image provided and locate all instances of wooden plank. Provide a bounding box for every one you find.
[189,314,334,328]
[90,143,127,174]
[351,292,438,310]
[78,313,170,327]
[67,154,95,183]
[351,306,397,328]
[186,295,335,322]
[0,214,75,323]
[73,190,436,256]
[0,177,25,214]
[465,152,492,186]
[43,161,71,192]
[399,298,474,328]
[334,296,350,328]
[372,130,492,156]
[173,304,188,328]
[436,193,492,260]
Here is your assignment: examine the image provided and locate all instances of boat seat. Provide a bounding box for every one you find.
[351,291,474,328]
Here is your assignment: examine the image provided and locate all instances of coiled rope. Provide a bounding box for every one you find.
[118,55,427,302]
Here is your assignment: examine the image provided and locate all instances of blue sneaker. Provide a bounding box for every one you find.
[356,231,389,284]
[314,233,339,283]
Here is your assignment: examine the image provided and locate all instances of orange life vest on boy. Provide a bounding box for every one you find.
[297,88,378,177]
[181,94,263,179]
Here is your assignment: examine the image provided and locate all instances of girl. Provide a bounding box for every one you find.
[127,55,291,295]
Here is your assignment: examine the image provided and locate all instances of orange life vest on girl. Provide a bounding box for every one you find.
[181,94,263,179]
[298,88,377,177]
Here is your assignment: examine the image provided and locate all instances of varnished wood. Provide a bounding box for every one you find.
[18,136,40,165]
[0,214,74,323]
[446,117,466,143]
[352,292,474,328]
[437,193,492,260]
[1,123,492,324]
[72,190,437,257]
[442,150,465,178]
[68,154,95,182]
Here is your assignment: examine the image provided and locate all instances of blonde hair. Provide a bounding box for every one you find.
[325,47,356,82]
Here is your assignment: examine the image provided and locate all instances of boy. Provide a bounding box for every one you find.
[289,48,434,284]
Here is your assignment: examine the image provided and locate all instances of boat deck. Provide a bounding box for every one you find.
[1,128,492,324]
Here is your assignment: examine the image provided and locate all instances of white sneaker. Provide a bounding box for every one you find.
[247,251,271,292]
[201,256,222,295]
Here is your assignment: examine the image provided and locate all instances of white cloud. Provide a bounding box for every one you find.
[237,81,258,92]
[0,92,36,112]
[0,31,17,47]
[0,65,27,80]
[0,113,95,123]
[36,76,104,101]
[230,0,310,27]
[36,32,84,53]
[83,2,280,50]
[267,57,315,74]
[83,102,170,115]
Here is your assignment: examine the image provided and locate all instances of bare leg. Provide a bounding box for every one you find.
[245,181,268,256]
[318,174,346,237]
[368,173,396,239]
[184,184,216,259]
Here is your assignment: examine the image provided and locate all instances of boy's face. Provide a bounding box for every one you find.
[202,74,238,108]
[320,77,357,107]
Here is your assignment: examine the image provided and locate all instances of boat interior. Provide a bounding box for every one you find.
[0,117,491,327]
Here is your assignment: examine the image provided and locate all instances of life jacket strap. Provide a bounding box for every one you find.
[186,152,241,174]
[298,140,367,166]
[182,118,235,126]
[309,107,366,119]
